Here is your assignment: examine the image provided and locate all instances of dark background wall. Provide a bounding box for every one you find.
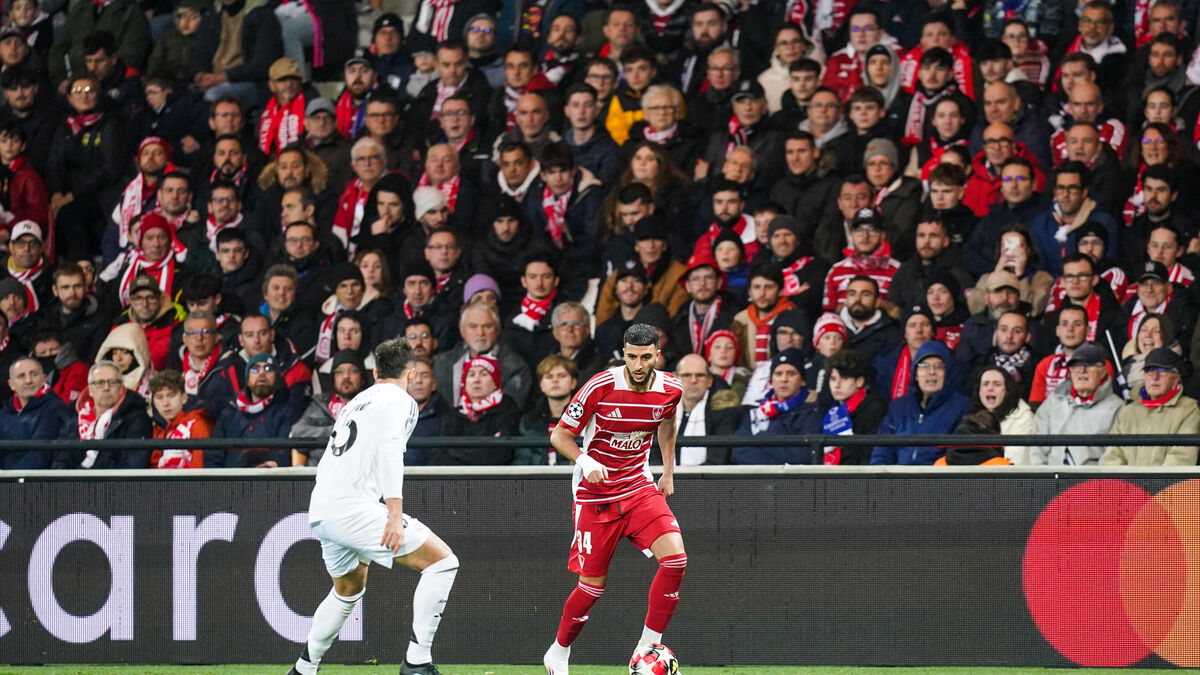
[0,473,1187,667]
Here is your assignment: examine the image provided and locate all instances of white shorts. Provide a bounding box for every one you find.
[310,504,432,578]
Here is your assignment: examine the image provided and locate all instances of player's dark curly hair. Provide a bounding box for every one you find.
[623,323,659,347]
[374,337,415,379]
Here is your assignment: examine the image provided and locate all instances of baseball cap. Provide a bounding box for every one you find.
[1065,343,1107,367]
[615,260,649,283]
[128,272,160,298]
[10,220,41,243]
[1138,260,1170,283]
[345,47,376,69]
[268,58,302,81]
[0,277,23,300]
[0,26,22,42]
[633,214,669,241]
[850,207,884,231]
[730,79,766,102]
[1144,346,1184,373]
[986,270,1021,293]
[305,97,336,117]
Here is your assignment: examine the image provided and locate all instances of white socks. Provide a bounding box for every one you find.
[639,626,663,646]
[406,554,459,665]
[299,587,364,673]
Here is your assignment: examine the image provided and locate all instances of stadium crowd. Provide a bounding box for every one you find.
[3,0,1200,469]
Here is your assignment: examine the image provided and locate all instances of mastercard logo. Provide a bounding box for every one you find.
[1024,479,1200,667]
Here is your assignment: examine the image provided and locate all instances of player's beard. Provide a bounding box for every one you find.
[625,366,654,392]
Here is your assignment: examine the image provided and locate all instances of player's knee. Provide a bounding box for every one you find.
[580,574,606,588]
[422,553,459,575]
[658,552,687,573]
[334,585,365,602]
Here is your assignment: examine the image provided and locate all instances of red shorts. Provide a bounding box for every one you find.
[567,487,681,576]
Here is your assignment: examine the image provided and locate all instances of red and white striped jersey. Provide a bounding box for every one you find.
[558,366,683,504]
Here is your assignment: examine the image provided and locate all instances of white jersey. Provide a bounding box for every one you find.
[308,382,420,525]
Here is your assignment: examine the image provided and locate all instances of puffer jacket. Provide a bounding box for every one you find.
[0,389,70,469]
[1031,377,1124,465]
[870,341,970,465]
[1102,387,1200,466]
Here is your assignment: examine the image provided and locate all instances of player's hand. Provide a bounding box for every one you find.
[381,516,405,555]
[658,474,674,497]
[585,464,608,483]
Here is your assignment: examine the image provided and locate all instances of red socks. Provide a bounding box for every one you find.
[555,580,604,647]
[644,553,687,633]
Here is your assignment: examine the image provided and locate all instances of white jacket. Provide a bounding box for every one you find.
[1031,379,1123,465]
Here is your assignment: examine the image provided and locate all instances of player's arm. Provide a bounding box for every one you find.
[379,408,411,554]
[551,423,607,483]
[657,415,677,497]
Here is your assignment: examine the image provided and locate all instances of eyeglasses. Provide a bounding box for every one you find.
[248,364,275,374]
[285,236,314,245]
[183,328,217,338]
[352,154,384,164]
[70,85,95,95]
[130,294,158,304]
[1001,175,1029,183]
[850,25,878,32]
[916,361,946,371]
[441,109,470,118]
[425,243,457,251]
[89,378,122,388]
[468,25,494,33]
[982,137,1014,146]
[1142,136,1167,145]
[1078,16,1113,24]
[210,195,236,204]
[1061,273,1093,281]
[708,65,738,73]
[405,332,432,340]
[555,320,588,329]
[366,111,398,119]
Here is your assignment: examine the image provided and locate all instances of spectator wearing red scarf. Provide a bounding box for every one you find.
[1103,347,1200,465]
[258,58,310,156]
[437,354,521,463]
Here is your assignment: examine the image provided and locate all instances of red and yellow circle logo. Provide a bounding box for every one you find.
[1024,479,1200,666]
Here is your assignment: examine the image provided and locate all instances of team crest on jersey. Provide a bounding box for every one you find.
[652,406,666,421]
[567,401,585,419]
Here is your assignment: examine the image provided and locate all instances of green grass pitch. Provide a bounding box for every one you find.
[2,662,1200,667]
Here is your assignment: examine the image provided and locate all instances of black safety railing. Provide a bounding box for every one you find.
[1,434,1198,466]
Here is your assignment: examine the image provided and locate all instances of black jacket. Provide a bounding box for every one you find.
[670,294,740,355]
[0,390,71,469]
[436,395,521,464]
[889,253,975,311]
[768,167,839,231]
[45,111,127,199]
[208,382,307,467]
[53,391,153,469]
[191,0,283,91]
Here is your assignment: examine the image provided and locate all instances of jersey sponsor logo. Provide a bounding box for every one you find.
[652,406,666,421]
[567,401,585,419]
[608,430,650,451]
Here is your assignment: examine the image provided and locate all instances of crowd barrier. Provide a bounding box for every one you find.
[3,452,1200,668]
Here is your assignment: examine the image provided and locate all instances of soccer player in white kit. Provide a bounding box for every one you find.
[289,339,459,675]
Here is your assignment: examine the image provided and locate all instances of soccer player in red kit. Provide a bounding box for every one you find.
[543,323,687,675]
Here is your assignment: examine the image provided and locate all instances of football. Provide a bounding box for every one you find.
[629,642,679,674]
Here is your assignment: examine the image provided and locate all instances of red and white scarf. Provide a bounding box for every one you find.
[782,257,813,297]
[541,184,571,248]
[903,85,955,147]
[328,392,349,419]
[1169,262,1194,287]
[891,346,914,400]
[258,93,306,155]
[747,301,795,365]
[117,251,175,306]
[787,0,808,26]
[1044,346,1071,397]
[205,213,244,252]
[432,78,461,118]
[418,172,460,213]
[1123,164,1147,225]
[7,256,42,312]
[513,289,556,331]
[315,309,344,363]
[78,394,119,441]
[335,88,366,139]
[183,348,220,395]
[725,114,750,157]
[65,111,102,136]
[1134,0,1154,48]
[689,297,723,352]
[415,0,456,41]
[235,389,274,415]
[459,355,504,422]
[333,178,369,250]
[643,123,678,144]
[157,416,200,468]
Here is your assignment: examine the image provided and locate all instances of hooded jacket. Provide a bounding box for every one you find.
[96,323,154,395]
[1032,376,1125,465]
[870,341,970,465]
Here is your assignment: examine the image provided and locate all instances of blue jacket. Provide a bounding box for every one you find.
[1028,207,1119,277]
[870,342,970,465]
[0,391,70,469]
[731,399,825,465]
[209,384,306,468]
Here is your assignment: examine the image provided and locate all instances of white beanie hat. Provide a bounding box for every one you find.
[413,186,448,220]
